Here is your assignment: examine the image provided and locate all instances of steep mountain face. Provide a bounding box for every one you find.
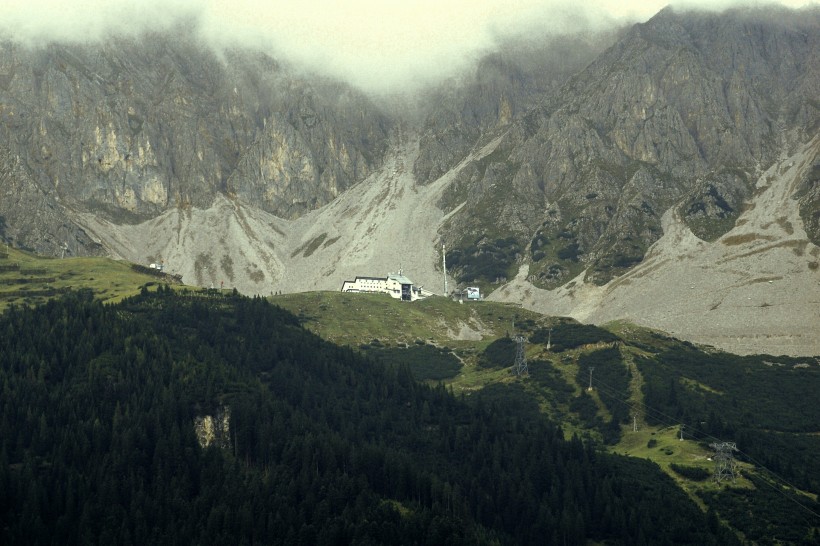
[491,136,820,357]
[0,145,106,256]
[0,29,391,256]
[0,7,818,355]
[412,32,619,187]
[797,153,820,245]
[439,6,819,288]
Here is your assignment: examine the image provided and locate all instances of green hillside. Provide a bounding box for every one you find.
[0,251,818,543]
[0,287,740,545]
[272,291,543,346]
[275,290,820,542]
[0,246,176,311]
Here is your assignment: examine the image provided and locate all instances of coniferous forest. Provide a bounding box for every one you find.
[0,287,746,545]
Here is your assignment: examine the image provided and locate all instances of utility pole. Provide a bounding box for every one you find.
[442,242,447,297]
[546,328,552,351]
[633,413,638,432]
[587,367,595,392]
[680,425,685,441]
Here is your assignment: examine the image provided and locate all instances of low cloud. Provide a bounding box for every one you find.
[0,0,200,44]
[0,0,814,95]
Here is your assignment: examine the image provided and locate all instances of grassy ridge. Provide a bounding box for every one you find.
[273,291,544,348]
[0,246,175,311]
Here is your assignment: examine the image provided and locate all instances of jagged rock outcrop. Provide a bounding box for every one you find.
[439,6,819,288]
[413,33,617,187]
[0,28,391,255]
[0,6,817,357]
[194,406,231,450]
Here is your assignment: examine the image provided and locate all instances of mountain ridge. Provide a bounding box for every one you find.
[439,5,818,289]
[491,136,820,356]
[1,6,818,355]
[0,30,391,255]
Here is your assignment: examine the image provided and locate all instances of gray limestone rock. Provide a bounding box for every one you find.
[0,31,391,253]
[438,6,820,287]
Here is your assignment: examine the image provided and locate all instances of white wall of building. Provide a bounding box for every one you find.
[341,274,422,301]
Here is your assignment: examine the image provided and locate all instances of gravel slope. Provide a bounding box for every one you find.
[73,131,819,356]
[490,137,820,356]
[71,130,500,297]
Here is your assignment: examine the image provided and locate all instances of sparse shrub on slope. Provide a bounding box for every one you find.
[478,336,517,368]
[530,322,620,352]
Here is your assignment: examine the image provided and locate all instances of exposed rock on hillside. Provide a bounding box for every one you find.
[438,6,819,288]
[0,148,104,256]
[0,30,390,254]
[0,7,817,356]
[797,155,820,245]
[194,407,231,450]
[490,137,820,357]
[413,33,616,187]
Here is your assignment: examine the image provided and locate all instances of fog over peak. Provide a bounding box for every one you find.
[0,0,815,95]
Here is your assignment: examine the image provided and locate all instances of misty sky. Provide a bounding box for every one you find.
[0,1,815,94]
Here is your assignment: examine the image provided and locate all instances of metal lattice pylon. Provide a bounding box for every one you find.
[709,442,738,482]
[512,336,528,376]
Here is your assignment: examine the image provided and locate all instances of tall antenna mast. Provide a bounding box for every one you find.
[442,242,447,296]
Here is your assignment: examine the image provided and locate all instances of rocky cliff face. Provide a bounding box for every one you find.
[0,145,106,257]
[0,28,390,256]
[412,32,618,187]
[194,406,231,451]
[797,154,820,245]
[0,7,817,355]
[437,6,819,288]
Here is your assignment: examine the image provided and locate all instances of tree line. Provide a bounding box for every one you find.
[0,287,739,544]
